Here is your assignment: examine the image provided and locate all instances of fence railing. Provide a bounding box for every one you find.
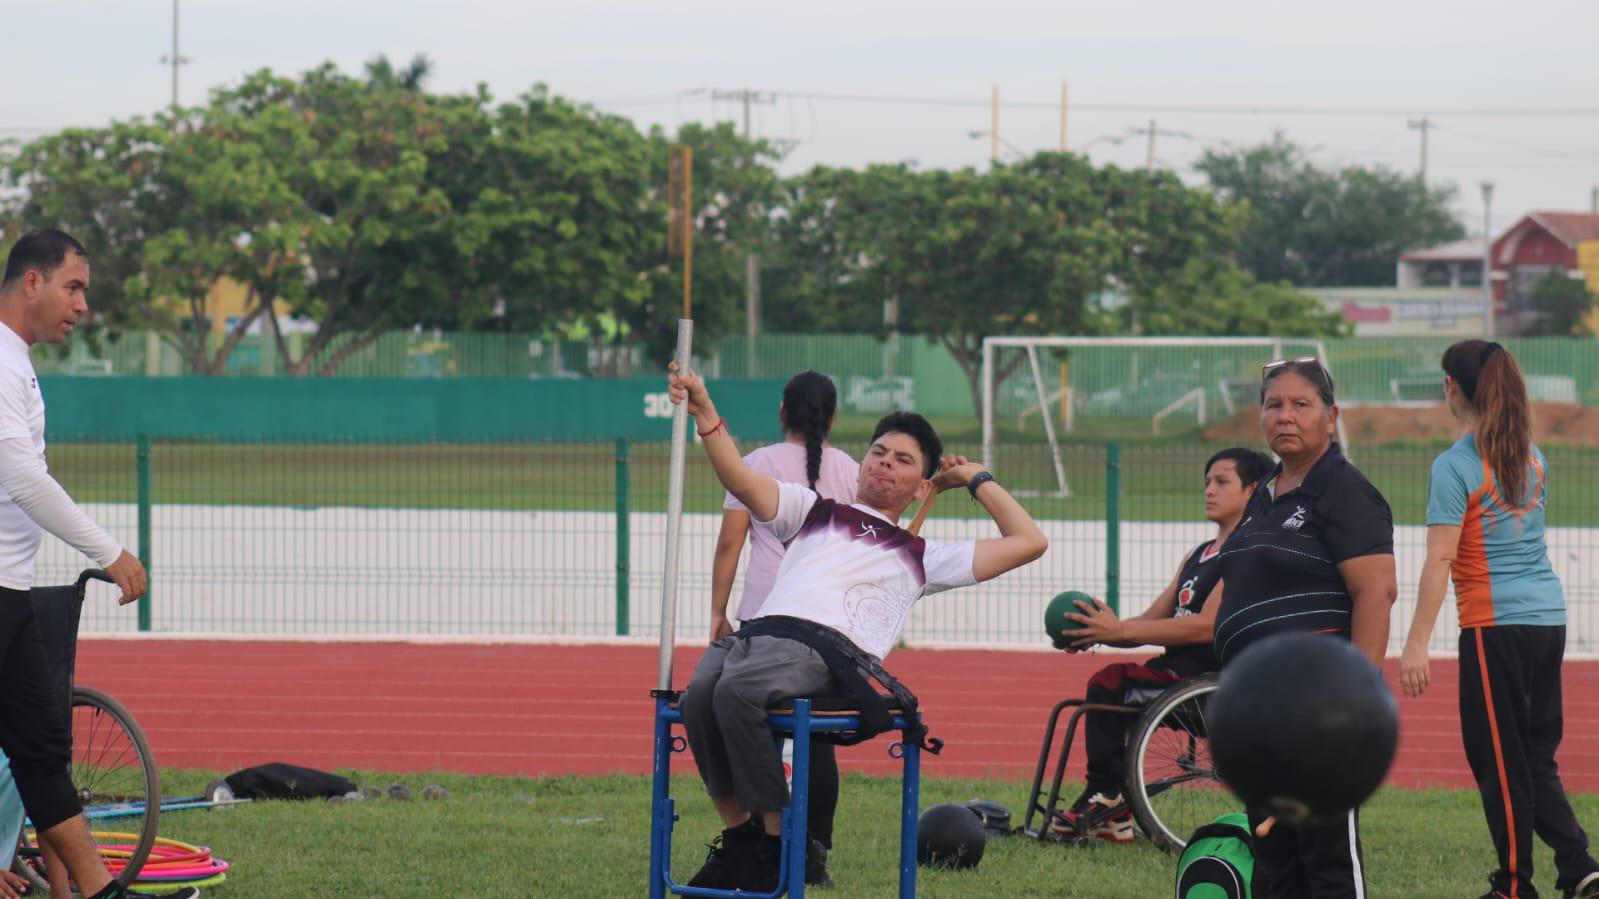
[42,437,1599,656]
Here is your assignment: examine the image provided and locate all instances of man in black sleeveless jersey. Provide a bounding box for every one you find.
[1050,447,1272,842]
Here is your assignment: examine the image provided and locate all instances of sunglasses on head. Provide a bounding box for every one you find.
[1261,356,1326,380]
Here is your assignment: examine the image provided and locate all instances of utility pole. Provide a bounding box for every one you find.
[1059,81,1069,151]
[1144,118,1156,172]
[158,0,190,114]
[990,85,1000,163]
[711,89,776,376]
[1408,116,1432,183]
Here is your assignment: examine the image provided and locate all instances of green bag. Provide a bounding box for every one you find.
[1175,812,1254,899]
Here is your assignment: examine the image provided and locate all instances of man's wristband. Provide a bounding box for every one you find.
[697,417,727,438]
[967,470,997,499]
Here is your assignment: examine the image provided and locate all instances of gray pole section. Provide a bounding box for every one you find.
[1482,182,1495,339]
[656,319,694,691]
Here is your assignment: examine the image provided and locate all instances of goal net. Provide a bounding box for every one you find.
[980,336,1344,497]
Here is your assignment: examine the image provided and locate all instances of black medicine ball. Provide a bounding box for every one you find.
[917,802,986,869]
[1208,633,1399,826]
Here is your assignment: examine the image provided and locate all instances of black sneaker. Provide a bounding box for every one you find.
[736,832,783,894]
[1479,871,1532,899]
[686,818,760,889]
[805,838,834,888]
[1566,870,1599,899]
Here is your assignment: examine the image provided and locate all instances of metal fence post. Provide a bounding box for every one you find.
[616,437,630,636]
[1106,442,1120,616]
[136,434,152,632]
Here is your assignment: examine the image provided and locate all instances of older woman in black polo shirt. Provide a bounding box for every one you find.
[1214,358,1397,898]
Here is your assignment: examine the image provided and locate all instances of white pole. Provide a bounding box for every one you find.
[1481,182,1496,339]
[1025,346,1071,497]
[657,319,694,692]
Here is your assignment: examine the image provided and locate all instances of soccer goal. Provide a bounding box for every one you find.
[980,336,1345,497]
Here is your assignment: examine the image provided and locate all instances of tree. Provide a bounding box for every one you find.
[3,59,712,376]
[1,114,306,374]
[1196,135,1466,287]
[762,153,1250,414]
[1525,271,1598,336]
[1120,258,1349,337]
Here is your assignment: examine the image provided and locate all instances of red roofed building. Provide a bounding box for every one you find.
[1491,211,1599,333]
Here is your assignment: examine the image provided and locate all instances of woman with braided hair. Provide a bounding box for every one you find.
[1401,340,1599,899]
[707,369,857,887]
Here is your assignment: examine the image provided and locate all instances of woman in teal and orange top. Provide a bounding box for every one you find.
[1401,340,1599,899]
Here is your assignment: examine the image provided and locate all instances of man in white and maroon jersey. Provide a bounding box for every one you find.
[666,363,1048,893]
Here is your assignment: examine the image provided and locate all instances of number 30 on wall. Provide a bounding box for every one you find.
[642,392,673,419]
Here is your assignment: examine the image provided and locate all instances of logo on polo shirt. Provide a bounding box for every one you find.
[855,522,883,541]
[1176,576,1197,612]
[1283,505,1309,532]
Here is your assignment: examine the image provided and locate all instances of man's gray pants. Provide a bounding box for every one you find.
[682,635,839,813]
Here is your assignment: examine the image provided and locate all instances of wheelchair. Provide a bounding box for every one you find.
[5,570,161,893]
[1020,674,1230,854]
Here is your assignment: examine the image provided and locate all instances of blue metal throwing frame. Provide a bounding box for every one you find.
[648,693,921,898]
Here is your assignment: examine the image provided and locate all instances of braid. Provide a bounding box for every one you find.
[805,435,823,490]
[780,370,839,490]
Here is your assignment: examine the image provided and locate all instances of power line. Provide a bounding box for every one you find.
[726,89,1599,118]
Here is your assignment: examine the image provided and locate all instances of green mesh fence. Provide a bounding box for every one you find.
[33,331,1599,426]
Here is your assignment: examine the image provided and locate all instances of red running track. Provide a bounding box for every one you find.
[76,640,1599,791]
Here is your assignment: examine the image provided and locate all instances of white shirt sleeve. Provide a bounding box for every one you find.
[0,438,123,566]
[922,539,978,595]
[0,369,32,441]
[752,481,818,543]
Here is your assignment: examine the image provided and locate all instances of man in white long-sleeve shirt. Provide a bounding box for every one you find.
[0,229,195,899]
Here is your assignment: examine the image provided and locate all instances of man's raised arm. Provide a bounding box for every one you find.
[667,363,780,521]
[934,460,1047,582]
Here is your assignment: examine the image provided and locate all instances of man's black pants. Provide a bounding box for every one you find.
[0,588,81,831]
[1460,625,1598,897]
[1247,807,1365,898]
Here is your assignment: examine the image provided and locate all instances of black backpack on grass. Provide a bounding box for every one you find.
[223,762,356,800]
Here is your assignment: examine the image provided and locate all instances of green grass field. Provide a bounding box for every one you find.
[45,437,1599,527]
[140,769,1596,897]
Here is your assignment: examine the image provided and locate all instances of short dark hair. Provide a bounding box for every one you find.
[2,229,88,291]
[1260,359,1336,407]
[869,411,943,479]
[1205,447,1273,487]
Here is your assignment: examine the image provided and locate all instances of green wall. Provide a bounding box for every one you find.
[40,377,786,443]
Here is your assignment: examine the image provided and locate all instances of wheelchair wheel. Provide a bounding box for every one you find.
[1124,676,1232,854]
[13,686,160,892]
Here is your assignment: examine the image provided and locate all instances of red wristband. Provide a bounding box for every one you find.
[697,417,727,438]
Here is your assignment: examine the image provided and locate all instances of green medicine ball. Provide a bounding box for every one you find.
[1044,590,1095,649]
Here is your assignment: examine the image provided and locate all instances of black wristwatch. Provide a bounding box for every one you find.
[967,470,997,499]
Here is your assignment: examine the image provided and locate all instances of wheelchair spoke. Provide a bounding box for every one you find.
[1125,677,1235,854]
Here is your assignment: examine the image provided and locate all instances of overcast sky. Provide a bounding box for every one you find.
[7,0,1598,237]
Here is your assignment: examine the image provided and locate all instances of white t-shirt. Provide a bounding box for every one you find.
[0,327,49,588]
[751,481,977,660]
[724,442,859,620]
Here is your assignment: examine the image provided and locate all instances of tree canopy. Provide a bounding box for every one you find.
[3,60,1351,379]
[1195,134,1466,287]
